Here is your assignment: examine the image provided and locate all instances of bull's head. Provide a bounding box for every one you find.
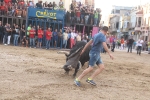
[63,61,82,75]
[63,65,72,74]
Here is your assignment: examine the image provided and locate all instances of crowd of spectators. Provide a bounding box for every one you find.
[0,0,100,49]
[0,0,65,17]
[0,21,92,49]
[65,0,101,26]
[0,0,101,26]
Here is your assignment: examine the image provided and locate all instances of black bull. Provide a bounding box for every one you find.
[58,41,91,77]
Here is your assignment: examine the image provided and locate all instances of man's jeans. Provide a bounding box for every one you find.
[128,44,132,53]
[85,15,89,24]
[14,34,19,46]
[30,38,35,47]
[7,35,11,44]
[94,18,98,25]
[46,39,51,49]
[3,33,8,44]
[63,40,67,49]
[137,46,142,55]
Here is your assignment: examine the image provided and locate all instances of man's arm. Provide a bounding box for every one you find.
[80,39,93,55]
[103,42,114,60]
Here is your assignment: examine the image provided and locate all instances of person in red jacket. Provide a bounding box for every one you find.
[37,27,43,48]
[46,27,52,49]
[29,27,36,48]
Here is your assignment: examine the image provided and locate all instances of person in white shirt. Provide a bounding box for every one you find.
[70,30,76,48]
[63,30,68,49]
[136,37,144,55]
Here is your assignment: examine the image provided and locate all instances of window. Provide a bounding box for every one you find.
[138,17,141,27]
[116,22,119,29]
[115,10,120,14]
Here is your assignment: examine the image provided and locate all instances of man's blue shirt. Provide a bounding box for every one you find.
[90,32,106,53]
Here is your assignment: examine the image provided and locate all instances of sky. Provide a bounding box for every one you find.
[95,0,150,21]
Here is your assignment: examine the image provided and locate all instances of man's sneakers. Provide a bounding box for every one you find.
[86,78,97,86]
[74,78,81,87]
[74,78,97,87]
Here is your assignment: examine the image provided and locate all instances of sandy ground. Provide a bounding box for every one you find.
[0,45,150,100]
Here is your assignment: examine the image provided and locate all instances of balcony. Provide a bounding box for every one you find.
[135,27,141,31]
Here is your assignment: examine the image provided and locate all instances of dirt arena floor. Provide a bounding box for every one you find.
[0,45,150,100]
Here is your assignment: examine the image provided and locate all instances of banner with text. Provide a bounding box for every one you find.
[28,7,65,20]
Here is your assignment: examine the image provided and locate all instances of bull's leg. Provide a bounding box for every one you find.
[73,63,80,78]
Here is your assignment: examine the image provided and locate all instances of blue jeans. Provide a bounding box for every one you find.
[63,40,67,48]
[14,34,19,46]
[89,52,103,67]
[30,38,35,47]
[85,15,89,24]
[94,18,98,25]
[3,33,8,44]
[46,39,51,49]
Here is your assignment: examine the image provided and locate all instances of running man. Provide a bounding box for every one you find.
[74,26,114,87]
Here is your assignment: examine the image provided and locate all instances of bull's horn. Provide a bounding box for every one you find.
[57,51,69,55]
[78,61,82,70]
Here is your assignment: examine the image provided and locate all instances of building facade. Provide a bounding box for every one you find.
[108,6,133,39]
[142,3,150,41]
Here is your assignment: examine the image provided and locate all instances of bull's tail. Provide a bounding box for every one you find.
[57,51,69,55]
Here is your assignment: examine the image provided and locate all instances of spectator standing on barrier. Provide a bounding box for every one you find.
[71,9,75,24]
[37,27,43,48]
[29,0,34,7]
[48,2,53,10]
[29,27,36,48]
[46,28,52,50]
[36,1,43,8]
[90,8,94,25]
[53,2,56,10]
[85,8,89,24]
[59,0,63,9]
[63,30,68,49]
[53,29,58,48]
[76,7,81,23]
[80,6,85,24]
[94,9,99,26]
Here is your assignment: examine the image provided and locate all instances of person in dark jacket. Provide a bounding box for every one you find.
[127,36,134,53]
[0,21,4,43]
